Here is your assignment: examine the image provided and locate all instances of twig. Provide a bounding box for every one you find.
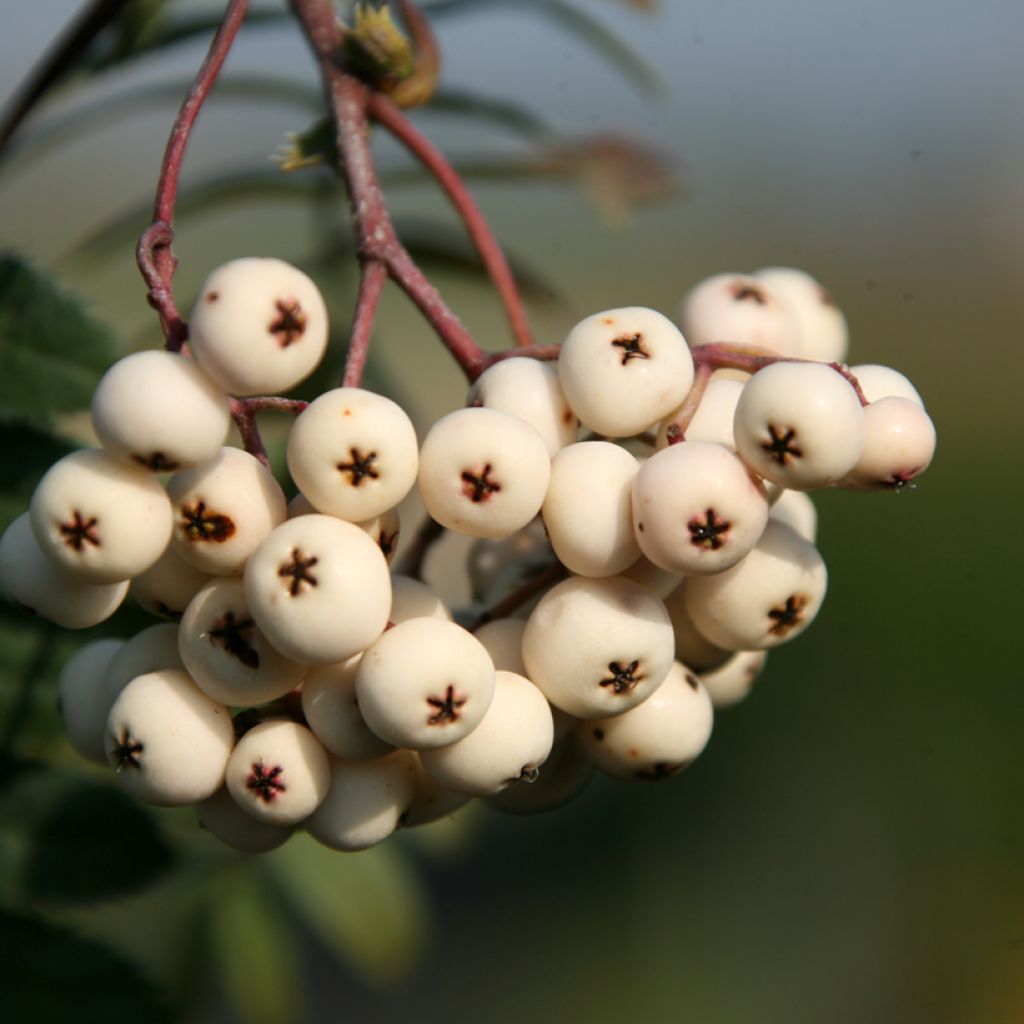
[137,0,251,351]
[471,562,566,631]
[343,259,388,387]
[230,398,270,467]
[484,343,561,367]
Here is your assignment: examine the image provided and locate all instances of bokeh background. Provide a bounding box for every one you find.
[1,1,1022,1022]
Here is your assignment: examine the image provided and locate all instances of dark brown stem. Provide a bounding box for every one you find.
[396,516,445,580]
[471,562,567,631]
[137,0,250,351]
[289,0,489,382]
[344,259,388,387]
[369,92,535,350]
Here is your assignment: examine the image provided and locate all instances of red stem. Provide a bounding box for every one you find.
[344,259,388,387]
[369,92,535,350]
[137,0,250,352]
[485,343,561,367]
[230,398,270,468]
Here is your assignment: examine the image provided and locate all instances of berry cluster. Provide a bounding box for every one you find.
[0,259,936,854]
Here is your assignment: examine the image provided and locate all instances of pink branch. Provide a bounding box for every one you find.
[485,343,562,367]
[369,93,535,350]
[344,259,388,387]
[137,0,250,351]
[230,398,270,468]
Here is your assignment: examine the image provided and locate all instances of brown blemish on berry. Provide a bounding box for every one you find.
[337,447,379,487]
[181,501,236,543]
[562,409,574,425]
[761,425,802,466]
[611,333,648,365]
[635,761,685,781]
[730,281,767,304]
[278,548,318,596]
[518,765,540,784]
[269,298,307,348]
[59,510,100,551]
[111,726,144,772]
[247,760,286,803]
[767,593,808,637]
[600,659,643,695]
[818,285,836,308]
[208,611,260,670]
[593,728,605,741]
[688,507,731,551]
[637,521,645,532]
[461,464,501,503]
[206,291,219,303]
[602,317,614,326]
[426,685,467,725]
[685,672,700,690]
[133,451,180,472]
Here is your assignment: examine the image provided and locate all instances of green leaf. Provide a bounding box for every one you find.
[268,833,428,984]
[209,868,303,1024]
[24,782,175,905]
[0,422,74,529]
[0,253,118,424]
[0,910,171,1024]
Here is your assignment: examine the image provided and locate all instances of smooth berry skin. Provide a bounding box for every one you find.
[768,489,818,543]
[663,582,732,673]
[58,638,124,765]
[105,668,234,807]
[129,542,212,621]
[91,350,231,472]
[839,397,937,490]
[187,257,329,396]
[418,407,551,540]
[558,306,694,438]
[0,513,128,629]
[700,650,768,709]
[287,388,419,523]
[754,267,849,363]
[400,754,471,828]
[474,618,527,676]
[522,575,675,719]
[632,441,769,576]
[486,738,593,815]
[685,519,828,651]
[733,362,866,490]
[30,449,173,583]
[225,719,330,826]
[196,786,294,854]
[577,661,714,781]
[678,273,800,355]
[849,364,924,406]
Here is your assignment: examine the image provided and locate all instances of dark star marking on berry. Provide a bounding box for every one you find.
[337,447,379,487]
[767,593,808,637]
[247,760,286,803]
[761,424,802,466]
[112,726,144,772]
[59,510,100,551]
[133,451,179,472]
[883,470,919,491]
[181,501,236,543]
[155,601,184,622]
[208,611,260,670]
[426,685,467,725]
[635,761,686,781]
[461,464,501,503]
[269,298,307,347]
[510,765,540,785]
[600,659,643,695]
[278,548,318,596]
[688,507,731,551]
[611,333,648,365]
[730,281,767,304]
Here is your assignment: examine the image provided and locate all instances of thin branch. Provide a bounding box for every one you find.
[241,396,309,415]
[344,259,388,387]
[663,358,712,444]
[396,516,445,580]
[471,562,567,631]
[370,92,535,350]
[485,343,561,367]
[137,0,251,351]
[230,398,270,467]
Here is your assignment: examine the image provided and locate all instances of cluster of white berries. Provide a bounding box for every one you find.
[0,257,936,854]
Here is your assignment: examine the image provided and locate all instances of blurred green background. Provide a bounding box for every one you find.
[1,1,1022,1022]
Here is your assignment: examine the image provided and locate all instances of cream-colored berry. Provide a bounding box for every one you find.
[244,515,391,664]
[287,388,419,522]
[633,441,769,576]
[188,257,329,395]
[769,489,818,543]
[105,622,185,708]
[305,750,417,851]
[754,267,849,362]
[58,638,124,764]
[839,397,937,490]
[663,582,731,672]
[400,754,472,827]
[558,307,694,437]
[420,670,554,796]
[468,357,577,456]
[105,668,233,806]
[657,377,745,451]
[700,650,768,708]
[543,441,641,577]
[577,661,713,780]
[486,738,593,814]
[91,350,231,472]
[168,447,287,575]
[389,574,451,624]
[849,364,924,406]
[473,617,527,675]
[355,617,496,750]
[418,407,551,539]
[0,513,128,628]
[179,577,308,707]
[225,719,330,825]
[130,542,212,620]
[685,519,828,650]
[357,506,401,565]
[30,449,173,583]
[522,575,674,718]
[196,786,294,854]
[618,554,680,600]
[302,654,395,761]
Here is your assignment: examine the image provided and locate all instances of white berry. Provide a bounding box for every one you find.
[196,786,294,853]
[129,542,212,620]
[700,650,768,709]
[849,364,924,406]
[754,267,848,362]
[839,396,937,490]
[58,638,124,764]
